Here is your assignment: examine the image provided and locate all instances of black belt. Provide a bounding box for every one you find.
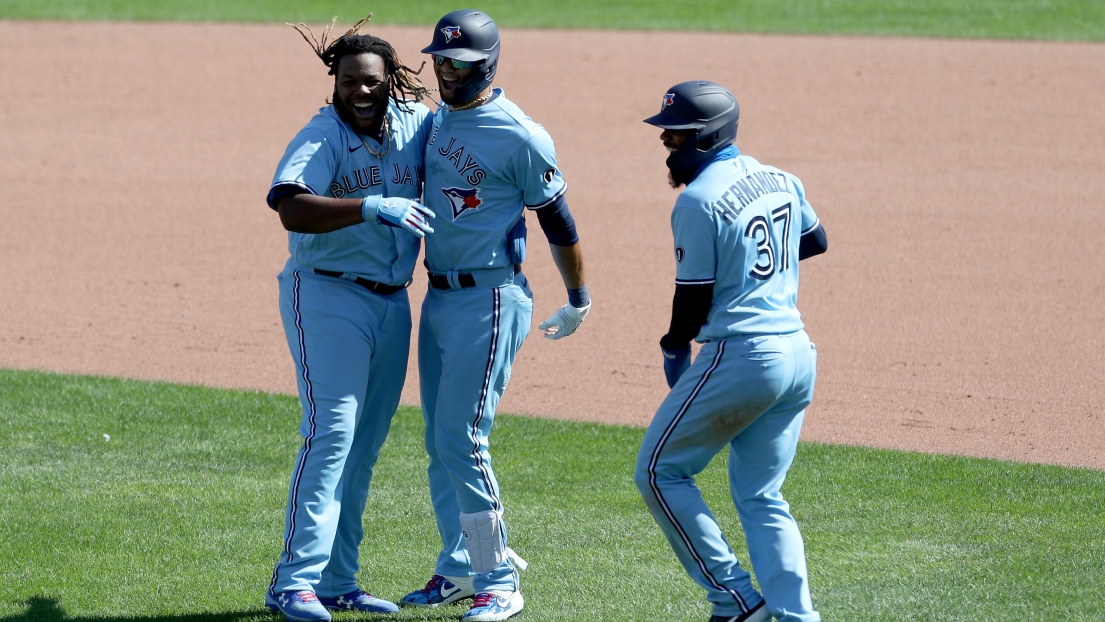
[428,272,477,289]
[314,269,407,295]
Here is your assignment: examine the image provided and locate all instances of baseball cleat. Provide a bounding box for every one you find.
[399,574,475,607]
[462,591,524,621]
[265,590,332,622]
[709,600,770,622]
[317,588,399,614]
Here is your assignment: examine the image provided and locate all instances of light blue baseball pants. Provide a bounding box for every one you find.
[635,330,820,622]
[269,261,411,598]
[417,276,533,593]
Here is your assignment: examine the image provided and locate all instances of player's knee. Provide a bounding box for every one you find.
[633,459,659,497]
[435,441,480,473]
[300,419,355,448]
[735,490,791,518]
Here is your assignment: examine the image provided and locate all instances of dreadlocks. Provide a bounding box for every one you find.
[289,15,431,111]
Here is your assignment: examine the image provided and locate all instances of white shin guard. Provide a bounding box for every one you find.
[460,509,508,574]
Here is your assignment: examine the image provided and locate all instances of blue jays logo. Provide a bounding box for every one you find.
[441,26,462,43]
[662,93,675,108]
[442,187,483,219]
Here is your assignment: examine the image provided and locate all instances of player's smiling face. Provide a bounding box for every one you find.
[334,52,389,136]
[660,129,694,152]
[433,56,478,105]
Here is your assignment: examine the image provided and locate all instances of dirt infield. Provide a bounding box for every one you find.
[2,20,1103,469]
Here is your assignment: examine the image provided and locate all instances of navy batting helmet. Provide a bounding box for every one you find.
[644,81,739,180]
[421,9,500,103]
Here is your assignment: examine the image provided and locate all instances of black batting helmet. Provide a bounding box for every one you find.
[421,9,500,103]
[644,81,740,179]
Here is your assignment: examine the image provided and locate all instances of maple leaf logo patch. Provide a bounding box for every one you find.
[442,187,483,220]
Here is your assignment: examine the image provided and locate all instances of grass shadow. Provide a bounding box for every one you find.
[8,596,461,622]
[8,596,272,622]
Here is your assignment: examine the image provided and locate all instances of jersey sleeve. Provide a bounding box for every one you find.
[790,173,820,234]
[266,127,338,209]
[671,200,716,285]
[509,129,568,209]
[410,105,435,200]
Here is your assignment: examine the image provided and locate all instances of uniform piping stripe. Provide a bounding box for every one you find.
[801,217,821,235]
[645,341,751,611]
[526,183,568,209]
[675,278,716,285]
[267,182,317,210]
[471,287,502,510]
[269,270,319,594]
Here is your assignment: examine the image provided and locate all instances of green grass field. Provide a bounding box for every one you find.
[1,0,1104,41]
[2,369,1104,621]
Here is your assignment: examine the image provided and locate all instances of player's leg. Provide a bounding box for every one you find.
[269,267,373,596]
[416,289,472,578]
[633,340,770,619]
[431,283,532,595]
[729,331,819,622]
[318,290,411,601]
[400,289,480,609]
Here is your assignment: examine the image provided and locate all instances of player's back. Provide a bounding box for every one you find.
[678,153,819,340]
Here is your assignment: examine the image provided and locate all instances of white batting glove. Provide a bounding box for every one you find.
[539,302,590,340]
[363,196,435,237]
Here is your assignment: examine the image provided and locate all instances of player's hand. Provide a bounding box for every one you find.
[661,343,691,388]
[539,302,590,340]
[369,197,436,237]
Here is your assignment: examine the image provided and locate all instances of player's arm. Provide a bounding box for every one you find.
[791,174,827,260]
[268,128,433,236]
[275,189,363,233]
[660,203,716,387]
[273,187,435,237]
[549,243,586,289]
[510,129,591,339]
[660,284,712,352]
[535,195,591,339]
[537,196,585,289]
[657,282,711,389]
[799,221,828,260]
[269,132,363,234]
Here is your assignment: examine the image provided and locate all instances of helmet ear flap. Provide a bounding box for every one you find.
[697,130,720,152]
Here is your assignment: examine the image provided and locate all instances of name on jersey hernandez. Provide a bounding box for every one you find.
[712,169,793,224]
[329,164,419,198]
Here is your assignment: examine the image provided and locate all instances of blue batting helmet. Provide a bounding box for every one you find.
[644,81,740,179]
[421,9,500,103]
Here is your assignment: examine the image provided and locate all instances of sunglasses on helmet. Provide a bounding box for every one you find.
[432,54,476,69]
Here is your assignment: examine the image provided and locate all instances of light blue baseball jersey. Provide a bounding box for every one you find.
[422,88,567,272]
[267,98,431,597]
[267,101,433,284]
[673,151,820,339]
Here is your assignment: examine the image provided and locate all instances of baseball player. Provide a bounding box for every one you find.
[263,18,435,622]
[398,9,590,622]
[635,81,828,622]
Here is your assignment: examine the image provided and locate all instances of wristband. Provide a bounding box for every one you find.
[360,195,382,223]
[568,284,590,309]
